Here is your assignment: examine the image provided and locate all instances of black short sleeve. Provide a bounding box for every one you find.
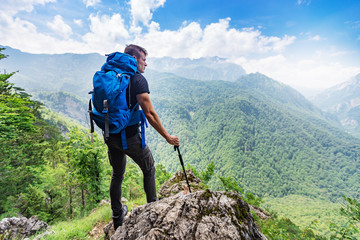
[125,72,150,136]
[127,72,150,109]
[133,72,150,96]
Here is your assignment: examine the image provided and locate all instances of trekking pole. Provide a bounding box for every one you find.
[174,146,191,193]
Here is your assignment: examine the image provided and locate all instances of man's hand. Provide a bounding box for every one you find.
[166,135,179,146]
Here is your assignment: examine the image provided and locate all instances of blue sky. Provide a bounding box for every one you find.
[1,0,360,89]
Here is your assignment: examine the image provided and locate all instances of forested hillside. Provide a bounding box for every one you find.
[35,91,89,125]
[0,48,66,219]
[21,68,360,202]
[2,47,360,239]
[143,72,360,200]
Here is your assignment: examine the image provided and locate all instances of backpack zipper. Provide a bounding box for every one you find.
[117,73,131,108]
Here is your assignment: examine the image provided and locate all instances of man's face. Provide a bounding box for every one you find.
[135,52,147,73]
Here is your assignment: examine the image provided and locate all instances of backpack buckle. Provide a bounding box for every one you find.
[102,100,109,113]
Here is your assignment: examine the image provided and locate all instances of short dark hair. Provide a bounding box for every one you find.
[124,44,147,59]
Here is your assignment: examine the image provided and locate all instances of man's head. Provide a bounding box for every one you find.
[124,44,147,73]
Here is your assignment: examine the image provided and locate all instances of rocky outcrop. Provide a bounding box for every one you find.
[158,169,203,198]
[111,189,266,240]
[103,169,267,239]
[0,215,49,239]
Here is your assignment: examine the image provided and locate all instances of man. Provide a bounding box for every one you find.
[106,44,179,230]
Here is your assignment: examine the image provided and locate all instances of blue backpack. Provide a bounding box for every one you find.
[89,52,147,149]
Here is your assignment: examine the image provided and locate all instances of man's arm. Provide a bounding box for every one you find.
[137,92,179,146]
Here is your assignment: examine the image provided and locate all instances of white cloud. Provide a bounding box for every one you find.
[136,18,295,59]
[1,0,357,90]
[301,32,326,41]
[0,14,86,54]
[234,54,360,89]
[83,0,101,8]
[82,13,131,53]
[129,0,166,27]
[297,0,311,6]
[135,21,203,58]
[0,0,56,15]
[47,15,73,39]
[74,19,83,27]
[0,0,59,52]
[0,1,296,57]
[308,35,323,41]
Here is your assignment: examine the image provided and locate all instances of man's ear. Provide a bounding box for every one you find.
[132,55,137,60]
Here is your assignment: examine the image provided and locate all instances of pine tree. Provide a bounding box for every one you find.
[0,48,61,219]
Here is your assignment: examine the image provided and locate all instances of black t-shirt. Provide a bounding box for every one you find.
[127,72,150,109]
[125,72,150,137]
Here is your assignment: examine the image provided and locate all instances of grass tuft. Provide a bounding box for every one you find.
[36,203,112,240]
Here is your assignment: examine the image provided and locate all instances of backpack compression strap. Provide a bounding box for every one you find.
[140,110,148,148]
[103,100,110,140]
[120,107,148,150]
[88,99,95,133]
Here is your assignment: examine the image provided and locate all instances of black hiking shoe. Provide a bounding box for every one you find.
[113,205,128,230]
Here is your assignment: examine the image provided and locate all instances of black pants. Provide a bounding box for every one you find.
[106,133,157,217]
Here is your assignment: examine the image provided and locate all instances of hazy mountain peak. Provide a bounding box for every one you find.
[335,73,360,91]
[312,73,360,137]
[147,56,246,81]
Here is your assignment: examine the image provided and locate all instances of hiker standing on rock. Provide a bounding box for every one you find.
[105,44,179,230]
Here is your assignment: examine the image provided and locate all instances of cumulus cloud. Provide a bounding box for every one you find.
[47,15,73,39]
[129,0,166,27]
[0,0,55,15]
[0,0,59,52]
[82,13,131,53]
[0,1,296,56]
[136,18,295,59]
[1,0,356,90]
[0,14,85,54]
[83,0,101,8]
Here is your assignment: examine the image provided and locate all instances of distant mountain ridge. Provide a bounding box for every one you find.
[313,74,360,138]
[36,91,88,125]
[237,73,316,111]
[0,46,246,99]
[0,46,105,99]
[147,56,246,81]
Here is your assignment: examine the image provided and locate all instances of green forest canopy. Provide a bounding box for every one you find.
[144,73,360,201]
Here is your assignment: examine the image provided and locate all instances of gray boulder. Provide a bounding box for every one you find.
[0,215,49,239]
[111,189,267,240]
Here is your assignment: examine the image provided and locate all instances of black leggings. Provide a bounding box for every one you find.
[106,133,157,216]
